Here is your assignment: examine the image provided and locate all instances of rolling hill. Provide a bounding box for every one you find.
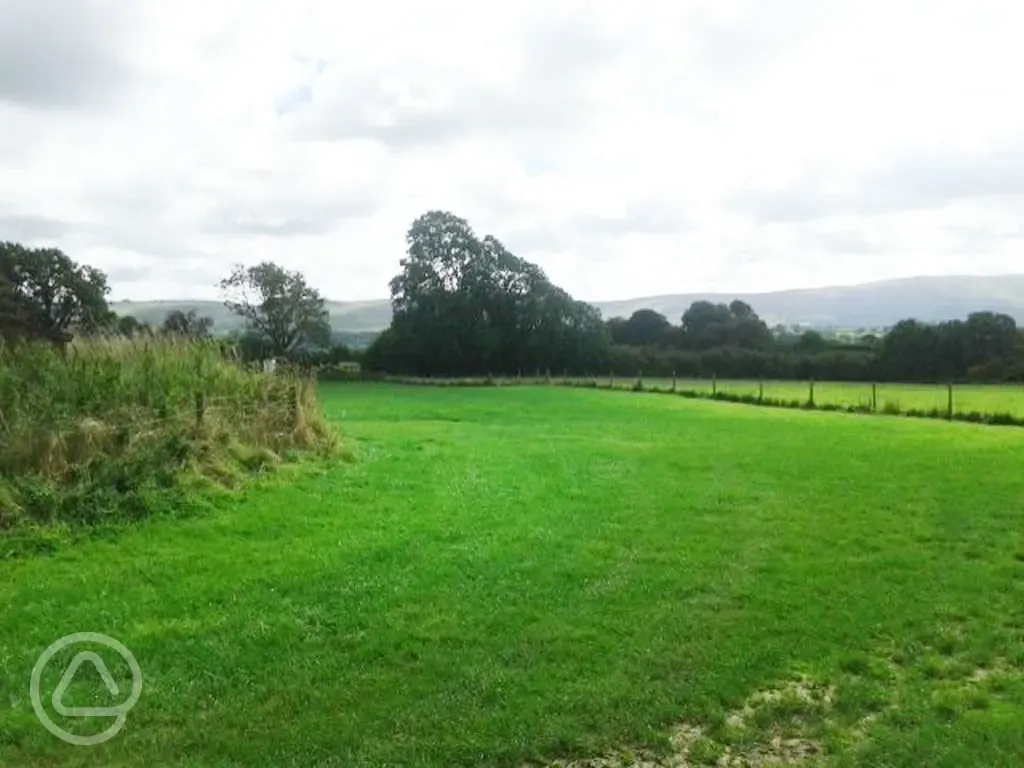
[111,274,1024,337]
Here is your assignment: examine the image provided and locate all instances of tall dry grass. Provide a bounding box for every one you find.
[0,335,338,540]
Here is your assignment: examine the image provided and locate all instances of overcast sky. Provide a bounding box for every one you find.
[2,0,1023,302]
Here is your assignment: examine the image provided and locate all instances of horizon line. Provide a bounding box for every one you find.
[109,271,1024,306]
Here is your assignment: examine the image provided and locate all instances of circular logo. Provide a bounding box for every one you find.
[30,632,142,746]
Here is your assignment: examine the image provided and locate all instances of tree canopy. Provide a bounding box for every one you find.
[162,309,214,340]
[219,261,331,358]
[0,241,112,344]
[366,211,610,375]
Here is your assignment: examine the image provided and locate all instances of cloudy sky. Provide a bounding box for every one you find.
[2,0,1023,303]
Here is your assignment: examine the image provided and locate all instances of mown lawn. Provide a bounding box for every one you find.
[3,384,1024,766]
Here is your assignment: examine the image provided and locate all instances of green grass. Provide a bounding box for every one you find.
[384,374,1024,418]
[3,384,1024,766]
[602,376,1024,416]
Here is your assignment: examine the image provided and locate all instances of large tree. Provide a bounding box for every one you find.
[372,210,609,375]
[680,299,773,350]
[0,241,112,343]
[608,309,672,347]
[219,262,330,358]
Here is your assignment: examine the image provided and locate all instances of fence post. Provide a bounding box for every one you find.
[672,370,677,392]
[759,378,764,403]
[808,378,815,407]
[872,382,878,412]
[195,391,205,425]
[291,381,302,427]
[947,382,954,420]
[712,373,717,395]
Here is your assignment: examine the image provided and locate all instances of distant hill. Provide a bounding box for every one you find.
[593,274,1024,329]
[111,274,1024,337]
[109,299,392,337]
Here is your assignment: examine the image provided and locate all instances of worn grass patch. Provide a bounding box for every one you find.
[2,384,1024,766]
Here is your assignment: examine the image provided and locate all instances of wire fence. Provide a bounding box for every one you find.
[368,372,1024,427]
[0,380,312,439]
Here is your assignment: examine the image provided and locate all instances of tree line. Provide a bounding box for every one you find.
[0,240,350,367]
[597,304,1023,383]
[4,217,1023,383]
[363,212,1024,382]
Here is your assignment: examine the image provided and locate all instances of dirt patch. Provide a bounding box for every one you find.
[537,677,831,767]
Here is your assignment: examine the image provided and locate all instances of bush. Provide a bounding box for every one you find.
[0,336,338,541]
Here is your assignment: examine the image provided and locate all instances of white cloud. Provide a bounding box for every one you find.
[2,0,1024,304]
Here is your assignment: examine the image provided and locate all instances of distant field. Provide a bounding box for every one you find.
[632,378,1024,415]
[533,376,1024,417]
[4,385,1024,766]
[402,375,1024,418]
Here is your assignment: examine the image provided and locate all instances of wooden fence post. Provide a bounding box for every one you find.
[872,382,878,412]
[712,373,717,395]
[291,381,302,426]
[759,378,764,403]
[672,371,677,392]
[947,382,954,420]
[808,378,815,406]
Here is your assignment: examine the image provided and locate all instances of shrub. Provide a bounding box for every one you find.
[0,336,338,540]
[985,412,1019,426]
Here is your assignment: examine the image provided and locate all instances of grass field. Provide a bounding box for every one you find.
[3,384,1024,766]
[394,375,1024,419]
[668,378,1024,415]
[591,376,1024,417]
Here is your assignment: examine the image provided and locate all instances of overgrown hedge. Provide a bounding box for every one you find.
[0,336,340,556]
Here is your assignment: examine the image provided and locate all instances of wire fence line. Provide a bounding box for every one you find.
[369,373,1024,427]
[0,383,308,436]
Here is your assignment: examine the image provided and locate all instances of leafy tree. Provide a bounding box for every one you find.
[679,299,773,350]
[115,314,151,338]
[372,210,609,375]
[161,309,213,340]
[0,241,111,343]
[795,330,828,353]
[963,312,1019,367]
[219,262,330,358]
[610,309,672,347]
[680,300,732,341]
